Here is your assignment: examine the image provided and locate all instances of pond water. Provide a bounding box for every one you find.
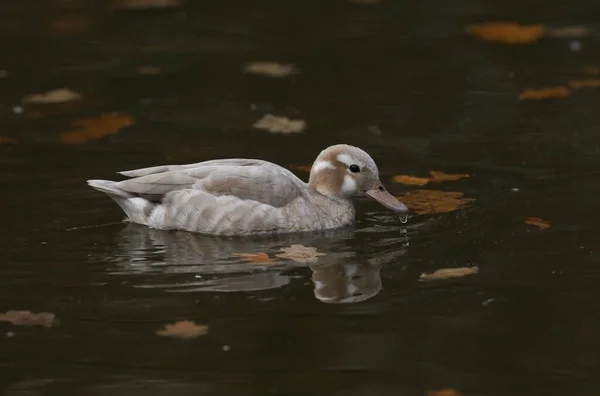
[2,1,600,395]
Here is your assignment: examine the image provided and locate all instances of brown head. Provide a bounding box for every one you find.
[307,144,409,213]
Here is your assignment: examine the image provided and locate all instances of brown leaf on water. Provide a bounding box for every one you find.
[139,66,162,75]
[156,320,208,340]
[397,190,475,215]
[253,114,306,134]
[466,22,545,44]
[233,252,278,265]
[524,217,552,229]
[568,79,600,89]
[429,171,470,182]
[0,311,59,328]
[420,267,479,282]
[427,389,463,396]
[0,137,17,144]
[519,86,571,100]
[289,164,313,172]
[392,175,430,185]
[276,244,326,264]
[60,112,134,144]
[242,62,300,78]
[22,88,81,104]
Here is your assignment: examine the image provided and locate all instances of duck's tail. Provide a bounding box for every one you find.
[87,180,154,225]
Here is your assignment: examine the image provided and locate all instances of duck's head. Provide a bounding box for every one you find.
[308,144,409,213]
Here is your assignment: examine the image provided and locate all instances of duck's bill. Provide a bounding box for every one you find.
[366,180,409,213]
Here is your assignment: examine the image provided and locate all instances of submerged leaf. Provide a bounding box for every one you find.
[0,311,58,328]
[392,175,430,185]
[519,86,571,100]
[139,66,162,75]
[242,62,300,78]
[22,88,81,104]
[466,22,545,44]
[0,137,17,144]
[233,252,278,265]
[156,320,208,339]
[253,114,306,134]
[420,267,479,282]
[397,190,475,215]
[427,389,463,396]
[429,171,470,182]
[568,79,600,89]
[61,112,134,144]
[524,217,552,229]
[276,244,326,264]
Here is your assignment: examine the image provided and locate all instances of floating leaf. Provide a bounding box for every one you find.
[289,164,312,172]
[60,112,134,144]
[233,252,278,265]
[242,62,300,78]
[429,171,470,182]
[0,137,17,144]
[392,175,430,185]
[568,79,600,89]
[427,389,463,396]
[397,190,475,215]
[0,311,59,328]
[524,217,551,229]
[139,66,162,75]
[253,114,306,134]
[22,88,81,104]
[519,86,570,100]
[156,320,208,340]
[466,22,545,44]
[276,244,326,264]
[420,267,479,282]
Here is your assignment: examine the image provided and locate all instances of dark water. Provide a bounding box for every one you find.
[2,1,600,395]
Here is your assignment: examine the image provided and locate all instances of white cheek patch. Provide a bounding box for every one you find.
[311,160,336,173]
[337,153,354,167]
[341,174,357,195]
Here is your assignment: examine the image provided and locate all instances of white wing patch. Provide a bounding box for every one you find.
[312,160,336,173]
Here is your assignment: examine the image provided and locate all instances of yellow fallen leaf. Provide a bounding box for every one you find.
[524,217,551,229]
[139,66,162,75]
[429,171,470,182]
[392,175,430,185]
[568,79,600,89]
[0,311,59,328]
[156,320,208,340]
[0,137,17,144]
[60,112,134,144]
[22,88,81,104]
[519,86,571,100]
[420,267,479,282]
[276,244,326,264]
[397,190,475,215]
[466,22,546,44]
[253,114,306,134]
[233,252,278,265]
[289,164,312,172]
[242,62,300,78]
[427,389,463,396]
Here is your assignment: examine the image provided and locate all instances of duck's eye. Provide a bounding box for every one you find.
[349,164,360,173]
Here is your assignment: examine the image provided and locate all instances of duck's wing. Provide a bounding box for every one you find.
[114,159,308,207]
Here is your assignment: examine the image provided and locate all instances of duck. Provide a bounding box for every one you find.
[87,144,409,236]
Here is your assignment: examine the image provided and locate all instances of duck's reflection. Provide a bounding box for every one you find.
[106,223,408,303]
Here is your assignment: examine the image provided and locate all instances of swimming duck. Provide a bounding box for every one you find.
[87,144,409,236]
